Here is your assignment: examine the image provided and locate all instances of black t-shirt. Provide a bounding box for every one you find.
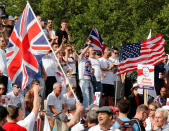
[56,29,68,45]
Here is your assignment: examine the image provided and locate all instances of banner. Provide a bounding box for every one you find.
[137,64,154,90]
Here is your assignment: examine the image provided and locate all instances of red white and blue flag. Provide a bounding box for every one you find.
[118,33,166,75]
[86,27,106,52]
[6,2,51,90]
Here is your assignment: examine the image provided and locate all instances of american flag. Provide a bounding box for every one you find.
[6,2,51,90]
[86,27,106,52]
[118,33,166,75]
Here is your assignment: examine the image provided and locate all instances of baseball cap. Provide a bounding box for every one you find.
[8,15,15,21]
[41,17,47,24]
[96,106,113,115]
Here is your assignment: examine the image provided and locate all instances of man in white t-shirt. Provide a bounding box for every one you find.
[99,48,116,106]
[109,48,122,100]
[42,52,57,98]
[7,83,25,115]
[78,40,94,108]
[89,47,102,92]
[46,82,67,116]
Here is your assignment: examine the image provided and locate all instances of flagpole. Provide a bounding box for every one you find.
[144,29,152,105]
[27,2,78,101]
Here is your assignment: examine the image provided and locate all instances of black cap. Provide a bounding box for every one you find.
[1,13,8,18]
[96,106,113,115]
[41,17,47,24]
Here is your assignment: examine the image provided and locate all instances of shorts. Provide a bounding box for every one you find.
[102,84,115,97]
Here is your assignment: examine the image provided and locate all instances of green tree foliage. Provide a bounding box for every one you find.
[3,0,169,53]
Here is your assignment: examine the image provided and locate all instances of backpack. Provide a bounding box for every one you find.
[116,118,134,131]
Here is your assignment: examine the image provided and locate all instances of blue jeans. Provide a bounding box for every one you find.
[79,79,94,108]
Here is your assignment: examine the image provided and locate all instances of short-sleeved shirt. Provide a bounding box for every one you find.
[78,58,91,80]
[17,112,36,131]
[99,57,115,85]
[46,91,64,115]
[7,91,25,112]
[2,122,27,131]
[113,116,139,131]
[63,93,76,110]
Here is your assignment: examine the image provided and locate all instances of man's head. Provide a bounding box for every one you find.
[1,13,8,25]
[0,106,8,126]
[32,80,40,86]
[40,17,47,28]
[164,55,168,64]
[53,82,62,96]
[86,110,98,125]
[89,47,95,57]
[148,102,161,117]
[112,48,119,58]
[36,15,41,23]
[130,83,138,96]
[0,37,5,48]
[103,48,111,59]
[8,15,15,26]
[47,19,53,29]
[117,99,130,114]
[155,108,168,128]
[7,105,24,122]
[160,87,167,98]
[0,83,5,96]
[12,83,20,96]
[61,19,68,31]
[135,104,149,122]
[52,42,59,51]
[96,106,113,126]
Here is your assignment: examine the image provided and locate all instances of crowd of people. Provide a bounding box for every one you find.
[0,6,169,131]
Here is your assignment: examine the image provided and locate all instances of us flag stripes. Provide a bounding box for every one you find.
[117,33,166,75]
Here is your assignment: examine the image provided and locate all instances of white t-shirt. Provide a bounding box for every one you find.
[7,91,25,112]
[67,57,76,74]
[17,112,36,131]
[42,53,58,76]
[89,57,102,82]
[46,91,64,115]
[63,93,76,110]
[0,49,8,76]
[88,124,115,131]
[99,57,115,85]
[71,122,84,131]
[109,57,121,82]
[78,57,91,80]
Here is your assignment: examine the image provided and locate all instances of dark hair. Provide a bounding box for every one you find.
[31,79,40,85]
[117,99,130,114]
[61,19,68,24]
[0,106,8,121]
[7,105,20,120]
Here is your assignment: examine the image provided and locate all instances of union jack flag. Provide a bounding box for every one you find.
[6,2,51,90]
[118,34,166,75]
[86,27,106,52]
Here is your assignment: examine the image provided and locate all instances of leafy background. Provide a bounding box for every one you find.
[1,0,169,53]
